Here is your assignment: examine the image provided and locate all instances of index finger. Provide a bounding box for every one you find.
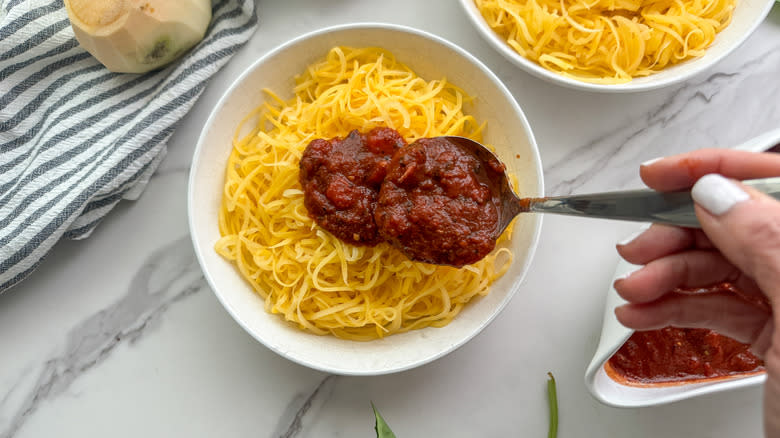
[640,149,780,192]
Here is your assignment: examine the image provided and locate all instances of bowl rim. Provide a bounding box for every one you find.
[187,22,545,375]
[458,0,776,93]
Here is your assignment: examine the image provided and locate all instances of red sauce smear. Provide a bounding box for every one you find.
[299,128,406,246]
[606,284,765,386]
[299,128,507,266]
[607,327,764,386]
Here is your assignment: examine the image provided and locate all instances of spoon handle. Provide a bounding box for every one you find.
[527,177,780,228]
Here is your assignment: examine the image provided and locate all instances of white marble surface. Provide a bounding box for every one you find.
[2,1,779,436]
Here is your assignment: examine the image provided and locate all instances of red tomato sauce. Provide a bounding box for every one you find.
[606,283,766,385]
[375,137,505,267]
[606,327,764,385]
[299,129,507,266]
[299,128,406,246]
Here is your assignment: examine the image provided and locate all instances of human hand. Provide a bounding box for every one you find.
[613,148,780,437]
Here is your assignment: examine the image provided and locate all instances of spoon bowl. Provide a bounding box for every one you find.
[443,136,530,236]
[445,136,780,233]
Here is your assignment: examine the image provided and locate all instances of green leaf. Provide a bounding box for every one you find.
[547,372,559,438]
[372,402,397,438]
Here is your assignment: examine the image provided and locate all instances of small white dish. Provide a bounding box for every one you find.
[585,257,766,407]
[459,0,775,93]
[585,258,766,408]
[585,128,780,407]
[188,23,544,375]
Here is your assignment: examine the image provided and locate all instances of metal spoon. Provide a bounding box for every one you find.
[445,136,780,234]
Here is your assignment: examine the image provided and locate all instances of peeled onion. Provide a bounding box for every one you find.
[63,0,212,73]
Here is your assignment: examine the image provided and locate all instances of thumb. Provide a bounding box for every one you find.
[691,174,780,303]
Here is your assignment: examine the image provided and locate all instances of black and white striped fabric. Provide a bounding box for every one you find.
[0,0,258,291]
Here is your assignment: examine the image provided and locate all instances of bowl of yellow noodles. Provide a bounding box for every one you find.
[460,0,774,92]
[187,23,544,375]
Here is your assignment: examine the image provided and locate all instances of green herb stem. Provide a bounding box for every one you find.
[547,372,559,438]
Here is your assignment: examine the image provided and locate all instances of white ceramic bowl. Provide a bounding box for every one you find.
[188,23,544,375]
[459,0,775,93]
[584,128,780,407]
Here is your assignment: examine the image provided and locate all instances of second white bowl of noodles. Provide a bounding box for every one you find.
[188,23,544,375]
[460,0,775,92]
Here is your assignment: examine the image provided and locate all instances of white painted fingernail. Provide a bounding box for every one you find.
[641,157,663,167]
[691,174,749,216]
[618,230,643,246]
[615,265,642,281]
[617,223,652,246]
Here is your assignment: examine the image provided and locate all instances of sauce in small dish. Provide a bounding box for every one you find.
[606,327,764,386]
[606,283,766,386]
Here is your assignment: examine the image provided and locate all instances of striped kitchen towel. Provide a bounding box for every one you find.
[0,0,258,291]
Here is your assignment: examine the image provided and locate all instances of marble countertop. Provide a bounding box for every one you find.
[2,1,780,437]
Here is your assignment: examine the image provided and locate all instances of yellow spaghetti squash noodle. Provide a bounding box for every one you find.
[215,46,514,341]
[475,0,735,83]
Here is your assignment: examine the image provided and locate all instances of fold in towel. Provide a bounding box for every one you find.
[0,0,258,291]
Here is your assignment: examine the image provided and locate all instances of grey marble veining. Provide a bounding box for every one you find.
[1,238,204,438]
[545,46,780,196]
[273,375,336,438]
